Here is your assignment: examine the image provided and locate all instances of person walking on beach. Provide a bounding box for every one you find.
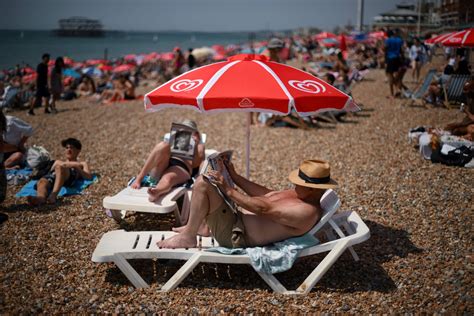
[29,53,51,115]
[49,57,65,114]
[187,48,196,70]
[158,159,336,249]
[384,30,403,98]
[172,47,185,76]
[409,38,427,83]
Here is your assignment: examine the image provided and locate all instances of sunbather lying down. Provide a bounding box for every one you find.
[158,159,337,249]
[130,120,205,202]
[27,138,92,205]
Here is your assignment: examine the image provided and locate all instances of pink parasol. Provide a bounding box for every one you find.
[145,54,357,176]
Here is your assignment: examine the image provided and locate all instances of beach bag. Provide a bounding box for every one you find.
[30,159,55,180]
[26,146,51,169]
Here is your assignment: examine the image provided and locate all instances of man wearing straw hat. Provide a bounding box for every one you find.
[158,159,337,249]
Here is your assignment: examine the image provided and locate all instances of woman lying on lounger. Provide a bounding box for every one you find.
[130,120,205,202]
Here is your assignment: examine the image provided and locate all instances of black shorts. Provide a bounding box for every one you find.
[168,158,192,175]
[385,57,400,74]
[36,86,50,98]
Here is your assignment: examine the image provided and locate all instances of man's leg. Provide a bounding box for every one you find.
[131,141,170,189]
[386,72,394,97]
[157,177,223,248]
[46,165,71,204]
[148,166,190,202]
[27,178,51,206]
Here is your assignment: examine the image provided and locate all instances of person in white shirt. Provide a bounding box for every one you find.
[1,115,33,169]
[409,38,427,83]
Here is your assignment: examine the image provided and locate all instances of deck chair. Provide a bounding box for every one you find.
[443,74,470,107]
[103,132,216,223]
[92,190,371,294]
[403,68,437,107]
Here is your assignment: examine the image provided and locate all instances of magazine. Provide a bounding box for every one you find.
[169,123,197,160]
[202,150,238,212]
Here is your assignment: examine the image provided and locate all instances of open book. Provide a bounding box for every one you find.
[169,123,197,160]
[202,150,238,212]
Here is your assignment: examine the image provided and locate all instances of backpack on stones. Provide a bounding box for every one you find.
[26,146,51,169]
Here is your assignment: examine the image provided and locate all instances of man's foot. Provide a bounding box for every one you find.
[172,224,210,237]
[46,193,58,204]
[27,196,46,206]
[27,109,35,116]
[44,108,51,114]
[147,187,163,202]
[156,233,197,249]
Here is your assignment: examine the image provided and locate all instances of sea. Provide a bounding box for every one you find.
[0,30,275,70]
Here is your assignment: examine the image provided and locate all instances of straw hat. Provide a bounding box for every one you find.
[288,160,338,189]
[180,119,198,131]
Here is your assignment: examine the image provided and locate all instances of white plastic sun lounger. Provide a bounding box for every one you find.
[93,190,371,294]
[103,131,215,224]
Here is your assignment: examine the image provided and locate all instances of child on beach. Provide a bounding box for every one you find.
[27,138,92,205]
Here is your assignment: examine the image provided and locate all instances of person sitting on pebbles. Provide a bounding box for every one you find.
[157,159,336,249]
[27,138,92,205]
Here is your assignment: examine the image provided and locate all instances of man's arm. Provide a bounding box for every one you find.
[59,161,93,180]
[225,186,316,230]
[225,161,271,196]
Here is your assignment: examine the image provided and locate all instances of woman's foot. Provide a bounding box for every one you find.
[147,187,163,202]
[46,192,58,204]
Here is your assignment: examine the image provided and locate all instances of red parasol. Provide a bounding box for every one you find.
[112,64,135,73]
[145,54,357,176]
[427,28,474,47]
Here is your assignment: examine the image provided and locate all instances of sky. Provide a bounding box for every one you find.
[0,0,405,32]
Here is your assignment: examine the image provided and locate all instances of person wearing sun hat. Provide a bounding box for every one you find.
[157,159,337,249]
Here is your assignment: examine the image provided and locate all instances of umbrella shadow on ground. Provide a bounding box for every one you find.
[103,220,422,293]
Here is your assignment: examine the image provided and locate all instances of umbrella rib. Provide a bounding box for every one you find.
[143,61,227,109]
[461,30,471,45]
[253,61,294,113]
[196,60,240,110]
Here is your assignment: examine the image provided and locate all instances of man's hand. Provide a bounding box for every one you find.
[207,169,231,195]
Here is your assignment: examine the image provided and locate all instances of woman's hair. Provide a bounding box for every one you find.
[54,57,64,74]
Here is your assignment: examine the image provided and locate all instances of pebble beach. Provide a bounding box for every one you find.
[0,66,472,313]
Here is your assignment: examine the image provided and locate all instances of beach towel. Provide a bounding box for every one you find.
[15,174,98,197]
[206,233,319,274]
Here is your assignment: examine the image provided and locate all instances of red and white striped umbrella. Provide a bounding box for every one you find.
[425,28,474,47]
[144,54,358,176]
[145,54,356,116]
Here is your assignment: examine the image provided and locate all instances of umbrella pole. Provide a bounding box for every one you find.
[246,113,251,178]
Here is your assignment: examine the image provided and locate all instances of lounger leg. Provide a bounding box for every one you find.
[294,239,349,294]
[329,220,359,261]
[113,254,149,288]
[256,272,288,294]
[160,253,201,292]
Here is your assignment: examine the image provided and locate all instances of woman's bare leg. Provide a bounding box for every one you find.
[131,141,170,189]
[147,166,190,202]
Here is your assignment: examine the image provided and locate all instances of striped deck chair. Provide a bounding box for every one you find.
[404,68,437,107]
[443,74,470,108]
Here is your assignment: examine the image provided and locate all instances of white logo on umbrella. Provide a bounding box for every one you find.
[288,80,326,94]
[170,79,203,92]
[239,98,254,107]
